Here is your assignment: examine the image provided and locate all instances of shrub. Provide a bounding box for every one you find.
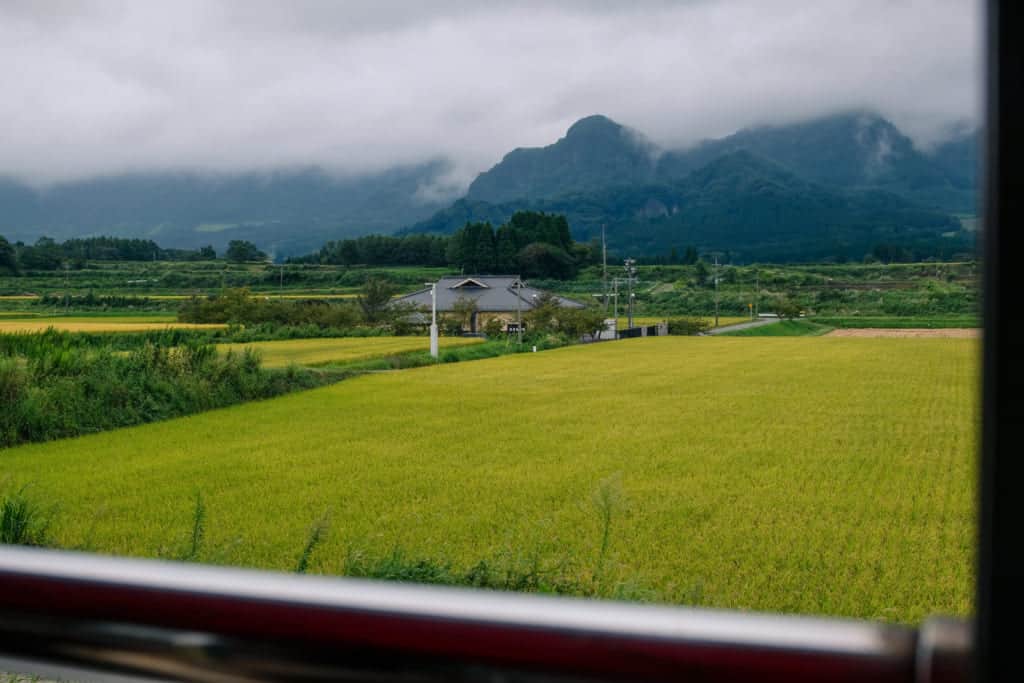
[179,288,362,329]
[440,314,464,336]
[666,317,711,335]
[483,318,504,337]
[774,296,803,320]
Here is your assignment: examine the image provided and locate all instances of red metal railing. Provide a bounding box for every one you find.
[0,546,969,682]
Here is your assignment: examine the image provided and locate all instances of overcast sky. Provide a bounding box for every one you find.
[0,0,981,190]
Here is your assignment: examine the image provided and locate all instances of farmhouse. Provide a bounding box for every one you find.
[393,275,585,333]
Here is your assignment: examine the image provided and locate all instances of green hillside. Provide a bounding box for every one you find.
[407,151,969,262]
[656,112,977,213]
[466,115,658,203]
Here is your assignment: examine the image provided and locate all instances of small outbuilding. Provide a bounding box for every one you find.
[392,275,585,333]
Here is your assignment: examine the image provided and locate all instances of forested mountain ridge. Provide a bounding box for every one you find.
[406,112,977,262]
[405,150,970,263]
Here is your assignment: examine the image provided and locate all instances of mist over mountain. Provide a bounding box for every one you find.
[928,130,980,193]
[465,111,978,213]
[404,111,977,262]
[0,161,454,258]
[0,110,978,262]
[655,112,977,213]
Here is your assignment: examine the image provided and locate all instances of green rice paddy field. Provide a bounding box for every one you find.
[0,337,978,622]
[218,336,484,367]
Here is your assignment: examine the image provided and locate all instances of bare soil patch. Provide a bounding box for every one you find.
[825,328,980,338]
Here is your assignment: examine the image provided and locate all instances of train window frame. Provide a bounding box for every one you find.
[1,2,1013,681]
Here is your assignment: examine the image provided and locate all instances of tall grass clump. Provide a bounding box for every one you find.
[0,487,51,546]
[339,545,599,597]
[179,492,206,562]
[295,512,330,574]
[592,473,625,588]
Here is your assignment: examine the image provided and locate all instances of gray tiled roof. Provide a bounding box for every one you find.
[392,275,585,312]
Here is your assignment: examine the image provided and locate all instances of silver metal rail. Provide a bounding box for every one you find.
[0,546,969,682]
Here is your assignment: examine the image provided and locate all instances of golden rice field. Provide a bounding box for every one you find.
[137,293,358,300]
[0,316,224,333]
[0,293,357,301]
[1,337,977,623]
[0,314,176,322]
[218,336,484,368]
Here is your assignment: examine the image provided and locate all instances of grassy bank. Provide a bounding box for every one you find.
[721,319,833,336]
[810,315,980,329]
[0,343,335,447]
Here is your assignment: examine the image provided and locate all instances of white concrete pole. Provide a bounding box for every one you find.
[516,279,522,345]
[429,282,439,358]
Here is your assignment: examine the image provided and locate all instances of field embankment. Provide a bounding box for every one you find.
[2,336,977,623]
[811,315,979,329]
[719,319,833,336]
[826,328,980,338]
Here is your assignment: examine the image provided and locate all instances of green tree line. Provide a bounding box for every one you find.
[294,211,599,279]
[0,235,218,273]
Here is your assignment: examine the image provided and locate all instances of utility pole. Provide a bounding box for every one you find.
[601,225,608,314]
[516,277,523,346]
[279,264,284,297]
[63,262,70,315]
[612,278,619,334]
[624,258,637,329]
[428,281,438,358]
[713,254,720,328]
[755,270,760,317]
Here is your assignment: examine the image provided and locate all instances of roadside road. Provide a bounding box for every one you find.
[704,318,780,335]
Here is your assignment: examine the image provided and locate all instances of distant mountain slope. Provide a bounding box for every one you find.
[656,112,977,213]
[464,111,978,215]
[0,162,452,258]
[465,115,657,203]
[405,151,969,262]
[928,130,980,194]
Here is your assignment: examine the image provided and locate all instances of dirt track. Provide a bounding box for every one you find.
[825,328,980,338]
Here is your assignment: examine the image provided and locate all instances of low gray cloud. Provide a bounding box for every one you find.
[0,0,981,187]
